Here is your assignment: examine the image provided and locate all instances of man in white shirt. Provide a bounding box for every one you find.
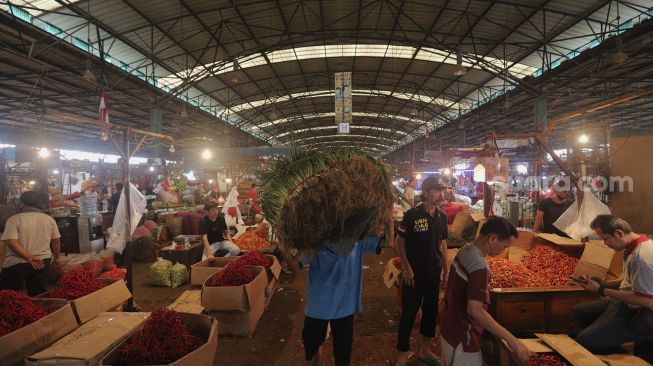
[0,191,61,296]
[402,177,417,213]
[574,215,653,360]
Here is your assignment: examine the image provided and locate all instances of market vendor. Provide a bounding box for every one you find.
[401,177,417,212]
[395,177,449,366]
[284,216,393,366]
[0,191,61,296]
[573,215,653,357]
[533,179,572,237]
[439,216,533,365]
[109,183,123,212]
[200,202,240,259]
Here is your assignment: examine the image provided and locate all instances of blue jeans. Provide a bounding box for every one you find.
[203,240,240,259]
[573,299,646,354]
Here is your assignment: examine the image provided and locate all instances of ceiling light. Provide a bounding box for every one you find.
[169,143,175,153]
[208,179,214,184]
[230,75,241,84]
[202,149,212,160]
[578,134,589,144]
[270,110,278,120]
[443,168,452,175]
[225,178,232,184]
[29,180,36,185]
[38,147,50,158]
[411,107,418,116]
[52,169,59,175]
[149,166,155,172]
[453,48,466,76]
[82,60,96,83]
[416,173,423,180]
[516,164,528,174]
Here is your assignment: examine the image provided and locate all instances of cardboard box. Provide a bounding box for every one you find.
[383,258,402,289]
[26,312,149,365]
[600,354,651,366]
[449,210,485,240]
[0,299,78,366]
[536,233,584,247]
[191,254,281,288]
[100,313,219,365]
[201,265,267,311]
[167,290,204,314]
[71,278,132,324]
[573,240,623,280]
[500,333,605,366]
[205,292,265,337]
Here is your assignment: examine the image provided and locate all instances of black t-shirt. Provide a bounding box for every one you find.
[109,192,121,211]
[538,197,572,237]
[200,214,228,244]
[398,204,448,278]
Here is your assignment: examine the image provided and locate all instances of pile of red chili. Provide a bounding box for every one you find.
[119,309,201,365]
[209,261,255,286]
[486,257,548,288]
[527,353,570,366]
[234,250,272,268]
[47,269,107,299]
[392,257,403,271]
[0,290,52,336]
[522,245,581,286]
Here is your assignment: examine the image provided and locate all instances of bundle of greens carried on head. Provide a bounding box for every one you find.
[259,148,400,258]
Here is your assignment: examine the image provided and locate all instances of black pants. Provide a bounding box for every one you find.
[397,275,440,352]
[0,259,51,296]
[302,314,354,366]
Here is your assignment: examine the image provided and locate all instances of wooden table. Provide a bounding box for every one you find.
[159,242,204,269]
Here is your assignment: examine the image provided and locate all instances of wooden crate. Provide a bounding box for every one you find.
[488,287,599,337]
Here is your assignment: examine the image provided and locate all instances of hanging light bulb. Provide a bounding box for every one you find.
[202,149,212,160]
[610,38,628,65]
[169,143,175,153]
[411,106,418,116]
[578,134,589,144]
[38,147,50,158]
[453,48,467,76]
[82,59,96,83]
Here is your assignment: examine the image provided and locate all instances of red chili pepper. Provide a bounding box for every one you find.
[392,257,403,271]
[522,245,581,287]
[527,353,569,366]
[486,257,548,288]
[208,261,255,287]
[120,309,201,365]
[46,268,107,300]
[233,251,272,268]
[0,290,52,336]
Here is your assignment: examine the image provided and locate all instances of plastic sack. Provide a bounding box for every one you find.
[149,258,173,287]
[106,183,147,254]
[170,262,189,288]
[223,187,243,225]
[554,190,610,240]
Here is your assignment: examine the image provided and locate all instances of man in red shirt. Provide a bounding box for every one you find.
[438,216,533,365]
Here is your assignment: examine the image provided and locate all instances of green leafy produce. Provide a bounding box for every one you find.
[170,262,189,288]
[149,259,173,287]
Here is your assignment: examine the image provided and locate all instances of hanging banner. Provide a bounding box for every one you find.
[335,72,352,124]
[338,122,350,134]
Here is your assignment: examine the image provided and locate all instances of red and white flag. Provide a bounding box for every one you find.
[99,91,110,140]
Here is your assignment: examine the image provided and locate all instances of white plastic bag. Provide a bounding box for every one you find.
[223,187,243,226]
[106,183,147,254]
[554,190,610,240]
